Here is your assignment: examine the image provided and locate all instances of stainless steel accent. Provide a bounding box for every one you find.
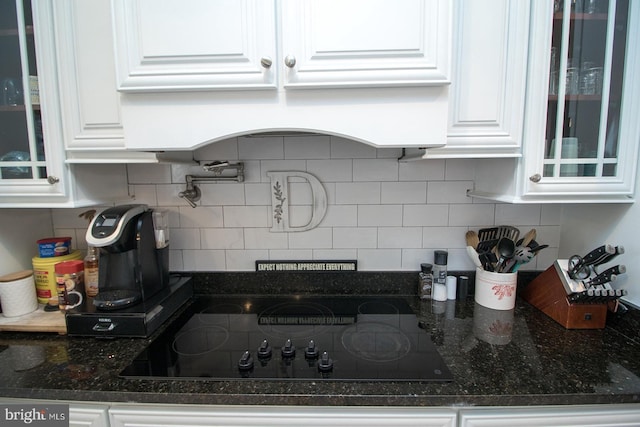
[47,176,59,184]
[529,174,542,183]
[284,55,297,68]
[179,162,245,208]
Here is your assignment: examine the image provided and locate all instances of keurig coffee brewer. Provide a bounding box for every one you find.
[86,204,167,310]
[65,204,193,337]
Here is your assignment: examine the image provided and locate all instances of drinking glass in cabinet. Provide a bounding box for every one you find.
[545,0,629,179]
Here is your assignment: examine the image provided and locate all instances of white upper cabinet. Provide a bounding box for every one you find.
[113,0,278,92]
[111,0,452,150]
[113,0,450,92]
[427,0,529,159]
[471,0,640,203]
[280,0,450,88]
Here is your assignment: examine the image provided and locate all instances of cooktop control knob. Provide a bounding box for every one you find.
[257,339,272,359]
[318,351,333,372]
[238,350,254,371]
[304,340,319,359]
[281,339,296,358]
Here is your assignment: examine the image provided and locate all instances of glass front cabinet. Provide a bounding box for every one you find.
[472,0,640,203]
[0,0,68,203]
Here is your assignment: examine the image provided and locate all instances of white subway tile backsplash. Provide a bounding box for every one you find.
[130,184,158,206]
[156,184,185,207]
[226,249,269,270]
[313,249,357,260]
[270,249,313,260]
[195,138,239,161]
[284,135,331,159]
[306,159,353,182]
[179,206,223,228]
[127,164,172,184]
[403,205,449,226]
[399,159,445,181]
[333,227,378,248]
[335,182,381,204]
[199,183,246,206]
[448,204,495,226]
[427,181,474,204]
[172,228,201,250]
[238,136,283,159]
[54,136,562,273]
[244,183,271,205]
[244,228,287,249]
[259,160,307,181]
[330,137,376,158]
[401,249,431,270]
[183,249,226,271]
[378,227,422,249]
[357,249,402,270]
[381,182,427,204]
[202,228,244,249]
[495,204,542,225]
[445,159,477,181]
[353,159,398,181]
[223,206,269,227]
[321,205,358,227]
[422,226,468,249]
[357,205,402,226]
[288,228,333,249]
[541,204,562,225]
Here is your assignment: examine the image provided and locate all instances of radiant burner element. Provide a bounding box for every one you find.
[120,296,453,382]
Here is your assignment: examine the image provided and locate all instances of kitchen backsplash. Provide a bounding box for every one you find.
[51,135,561,272]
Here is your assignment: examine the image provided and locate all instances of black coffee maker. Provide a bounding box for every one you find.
[86,204,169,310]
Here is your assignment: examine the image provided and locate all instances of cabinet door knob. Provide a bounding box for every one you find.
[284,55,296,68]
[260,56,272,68]
[47,176,59,185]
[529,174,542,183]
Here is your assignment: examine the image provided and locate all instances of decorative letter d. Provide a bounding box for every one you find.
[267,171,327,232]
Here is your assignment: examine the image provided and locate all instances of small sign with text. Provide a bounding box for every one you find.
[255,260,357,272]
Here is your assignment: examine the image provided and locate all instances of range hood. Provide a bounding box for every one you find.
[119,86,448,151]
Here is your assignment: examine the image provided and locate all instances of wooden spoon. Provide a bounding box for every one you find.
[517,228,537,247]
[465,230,480,250]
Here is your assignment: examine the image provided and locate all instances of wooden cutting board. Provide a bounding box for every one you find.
[0,305,66,334]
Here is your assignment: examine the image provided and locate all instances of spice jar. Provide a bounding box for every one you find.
[55,260,84,310]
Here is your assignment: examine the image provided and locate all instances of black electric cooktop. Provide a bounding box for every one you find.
[120,295,453,382]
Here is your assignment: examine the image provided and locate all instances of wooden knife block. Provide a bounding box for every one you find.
[521,265,607,329]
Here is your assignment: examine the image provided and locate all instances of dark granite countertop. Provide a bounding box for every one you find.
[0,272,639,407]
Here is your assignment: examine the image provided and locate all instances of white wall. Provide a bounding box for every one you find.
[51,135,561,274]
[0,209,53,276]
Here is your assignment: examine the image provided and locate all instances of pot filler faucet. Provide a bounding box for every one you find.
[179,161,244,208]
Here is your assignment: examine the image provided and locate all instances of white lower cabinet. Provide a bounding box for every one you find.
[460,405,640,427]
[69,403,110,427]
[108,405,456,427]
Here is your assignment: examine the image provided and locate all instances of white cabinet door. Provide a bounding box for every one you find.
[460,404,640,427]
[113,0,450,92]
[109,405,456,427]
[112,0,278,92]
[429,0,529,159]
[70,404,110,427]
[280,0,450,88]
